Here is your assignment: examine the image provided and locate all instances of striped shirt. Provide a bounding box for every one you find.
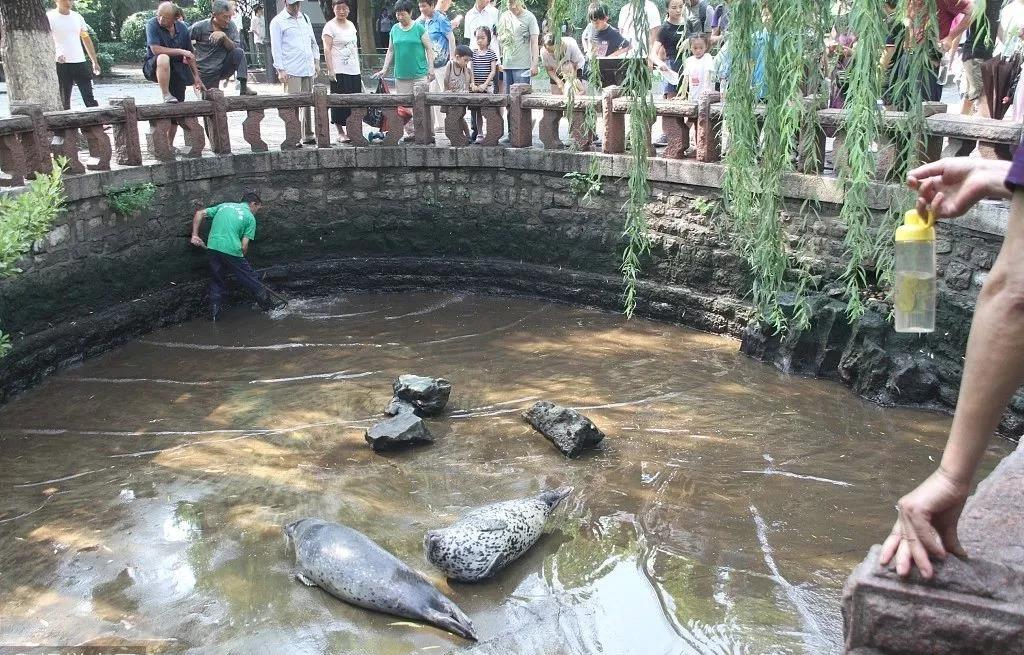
[471,48,498,86]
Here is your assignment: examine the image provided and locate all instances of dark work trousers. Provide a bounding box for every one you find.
[56,61,98,110]
[199,47,248,90]
[207,249,267,306]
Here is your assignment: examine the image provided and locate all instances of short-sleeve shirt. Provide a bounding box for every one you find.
[962,0,999,60]
[684,0,712,37]
[420,11,453,68]
[936,0,970,39]
[146,17,193,63]
[205,202,256,258]
[657,21,687,65]
[322,19,361,75]
[497,9,540,69]
[540,36,585,71]
[617,1,661,46]
[190,18,242,78]
[463,2,500,59]
[47,9,88,63]
[391,21,429,79]
[710,5,728,32]
[592,25,630,57]
[471,47,498,85]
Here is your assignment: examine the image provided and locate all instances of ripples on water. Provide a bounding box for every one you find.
[0,292,1009,654]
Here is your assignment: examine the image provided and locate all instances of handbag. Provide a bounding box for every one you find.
[363,78,387,128]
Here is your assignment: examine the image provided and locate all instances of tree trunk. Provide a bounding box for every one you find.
[0,0,62,111]
[356,0,377,65]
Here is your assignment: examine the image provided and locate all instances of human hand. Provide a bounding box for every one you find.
[92,61,101,76]
[373,69,385,79]
[195,80,207,95]
[428,70,436,81]
[907,157,1012,218]
[57,54,67,64]
[940,37,954,53]
[530,65,539,77]
[210,30,226,43]
[180,50,195,64]
[879,467,971,579]
[279,70,290,85]
[190,235,207,248]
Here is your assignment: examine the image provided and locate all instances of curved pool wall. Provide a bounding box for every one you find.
[0,147,1019,435]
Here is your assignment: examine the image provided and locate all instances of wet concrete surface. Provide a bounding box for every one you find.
[0,292,1010,654]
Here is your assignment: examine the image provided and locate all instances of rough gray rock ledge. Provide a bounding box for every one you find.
[842,444,1024,653]
[523,401,605,457]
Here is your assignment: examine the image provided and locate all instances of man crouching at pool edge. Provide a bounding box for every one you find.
[190,191,277,321]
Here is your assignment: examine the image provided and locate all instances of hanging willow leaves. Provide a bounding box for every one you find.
[620,0,655,317]
[836,0,885,319]
[722,0,759,260]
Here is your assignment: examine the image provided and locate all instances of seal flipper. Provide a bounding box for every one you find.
[479,551,505,579]
[474,519,508,532]
[295,571,317,587]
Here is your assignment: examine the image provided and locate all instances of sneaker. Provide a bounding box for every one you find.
[163,95,179,103]
[654,134,669,147]
[498,136,510,145]
[469,131,478,142]
[238,86,258,96]
[302,136,316,145]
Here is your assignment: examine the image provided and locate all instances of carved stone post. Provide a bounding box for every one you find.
[695,91,721,163]
[569,109,593,150]
[442,105,470,146]
[51,128,85,174]
[538,108,563,149]
[82,125,112,171]
[10,102,51,174]
[346,108,370,146]
[205,88,231,154]
[413,82,435,145]
[661,116,689,159]
[313,83,331,148]
[242,109,268,151]
[508,83,533,148]
[601,86,625,154]
[0,134,27,186]
[110,97,142,166]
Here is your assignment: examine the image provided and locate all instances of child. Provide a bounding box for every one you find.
[559,60,585,94]
[587,4,630,58]
[683,33,714,103]
[470,26,498,143]
[444,44,474,139]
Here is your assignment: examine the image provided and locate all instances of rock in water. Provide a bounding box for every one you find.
[424,487,573,582]
[365,412,434,451]
[392,374,452,416]
[523,401,604,457]
[384,397,418,416]
[285,518,477,640]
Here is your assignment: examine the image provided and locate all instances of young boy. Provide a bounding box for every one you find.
[587,4,630,58]
[445,44,474,138]
[683,33,714,102]
[470,26,498,142]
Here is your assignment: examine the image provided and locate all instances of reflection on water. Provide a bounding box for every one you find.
[0,292,1010,654]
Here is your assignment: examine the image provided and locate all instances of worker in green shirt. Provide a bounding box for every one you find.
[190,192,276,321]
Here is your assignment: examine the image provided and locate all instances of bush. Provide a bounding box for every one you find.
[106,183,156,216]
[120,10,155,49]
[99,40,146,63]
[96,51,114,75]
[185,0,213,23]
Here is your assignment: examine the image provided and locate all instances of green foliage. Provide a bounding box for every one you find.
[120,10,155,49]
[691,196,719,218]
[99,40,147,64]
[565,170,604,198]
[96,51,115,75]
[0,160,67,359]
[106,182,156,217]
[185,0,214,24]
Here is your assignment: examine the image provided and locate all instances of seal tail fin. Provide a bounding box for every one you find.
[539,486,573,509]
[426,606,478,641]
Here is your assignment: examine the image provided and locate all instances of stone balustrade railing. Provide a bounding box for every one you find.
[0,83,1018,188]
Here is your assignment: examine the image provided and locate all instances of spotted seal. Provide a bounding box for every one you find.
[284,518,477,640]
[423,487,573,583]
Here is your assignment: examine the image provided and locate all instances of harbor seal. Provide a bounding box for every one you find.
[423,487,573,583]
[284,518,477,640]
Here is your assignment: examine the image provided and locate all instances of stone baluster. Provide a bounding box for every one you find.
[110,97,142,166]
[51,128,86,174]
[413,83,434,145]
[178,116,206,157]
[313,84,331,148]
[442,106,470,146]
[382,108,403,145]
[569,109,593,150]
[10,103,51,175]
[346,108,370,147]
[601,86,625,154]
[81,125,112,171]
[919,102,946,164]
[0,133,28,186]
[242,109,268,151]
[205,88,231,154]
[278,108,302,150]
[796,96,824,174]
[508,83,533,148]
[538,109,563,149]
[147,119,175,162]
[480,107,504,146]
[695,91,721,163]
[661,115,689,159]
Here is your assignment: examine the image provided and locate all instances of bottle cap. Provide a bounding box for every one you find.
[895,209,936,242]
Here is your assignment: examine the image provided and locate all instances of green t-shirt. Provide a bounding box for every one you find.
[390,21,428,80]
[497,9,539,70]
[205,202,256,257]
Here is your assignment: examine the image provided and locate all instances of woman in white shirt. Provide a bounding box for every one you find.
[323,0,362,143]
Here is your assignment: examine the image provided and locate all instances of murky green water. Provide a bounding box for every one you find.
[0,292,1010,654]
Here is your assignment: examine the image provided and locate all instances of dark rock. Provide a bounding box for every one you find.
[886,355,939,404]
[365,413,434,452]
[392,374,452,416]
[384,397,418,416]
[524,401,604,457]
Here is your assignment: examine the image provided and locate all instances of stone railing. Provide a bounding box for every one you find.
[0,84,1019,187]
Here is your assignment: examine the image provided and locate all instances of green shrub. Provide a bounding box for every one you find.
[120,10,155,49]
[0,160,67,359]
[96,51,114,75]
[185,0,213,23]
[106,182,156,216]
[99,40,146,63]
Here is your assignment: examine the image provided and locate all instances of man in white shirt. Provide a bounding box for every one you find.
[617,0,661,51]
[462,0,500,89]
[47,0,102,110]
[270,0,321,145]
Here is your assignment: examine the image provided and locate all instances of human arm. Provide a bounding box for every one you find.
[529,19,540,76]
[375,41,394,77]
[421,31,436,80]
[907,157,1012,218]
[271,17,286,81]
[190,208,209,247]
[311,24,322,73]
[323,30,335,76]
[942,0,974,52]
[241,236,251,255]
[81,28,101,76]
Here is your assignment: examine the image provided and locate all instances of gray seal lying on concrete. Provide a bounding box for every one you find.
[285,518,477,640]
[423,487,573,582]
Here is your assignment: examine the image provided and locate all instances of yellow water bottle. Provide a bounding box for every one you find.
[894,209,936,333]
